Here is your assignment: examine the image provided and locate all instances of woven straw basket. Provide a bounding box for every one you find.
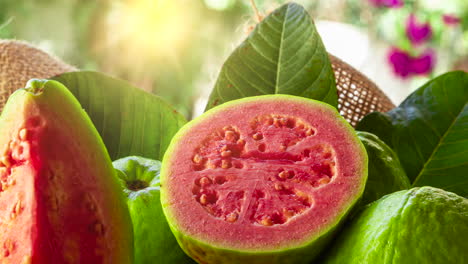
[0,40,394,126]
[0,40,76,109]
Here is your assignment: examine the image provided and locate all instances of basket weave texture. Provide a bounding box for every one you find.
[0,40,76,111]
[329,54,395,127]
[0,40,395,126]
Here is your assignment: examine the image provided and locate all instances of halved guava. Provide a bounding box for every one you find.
[160,95,368,263]
[322,187,468,264]
[0,80,132,263]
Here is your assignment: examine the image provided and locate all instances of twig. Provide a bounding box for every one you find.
[249,0,262,23]
[0,17,14,32]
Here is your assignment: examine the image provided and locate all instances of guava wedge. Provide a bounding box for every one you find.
[322,187,468,264]
[160,95,368,263]
[0,79,133,263]
[113,156,196,264]
[357,131,410,205]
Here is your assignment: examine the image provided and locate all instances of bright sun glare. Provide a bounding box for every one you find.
[107,0,190,62]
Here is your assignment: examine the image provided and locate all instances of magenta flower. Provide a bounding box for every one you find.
[388,48,411,78]
[406,14,432,45]
[387,47,435,78]
[368,0,403,8]
[410,49,435,75]
[442,14,461,26]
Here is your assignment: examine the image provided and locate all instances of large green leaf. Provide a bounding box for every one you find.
[205,2,337,110]
[356,71,468,197]
[53,71,187,161]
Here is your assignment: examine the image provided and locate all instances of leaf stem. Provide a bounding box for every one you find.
[249,0,262,23]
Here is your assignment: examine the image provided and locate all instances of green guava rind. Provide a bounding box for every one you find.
[172,222,340,264]
[113,156,196,264]
[357,131,411,205]
[160,95,368,264]
[322,187,468,264]
[0,79,133,263]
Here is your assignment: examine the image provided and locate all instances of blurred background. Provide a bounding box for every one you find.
[1,0,467,118]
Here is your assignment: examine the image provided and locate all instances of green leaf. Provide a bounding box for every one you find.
[52,71,187,161]
[356,71,468,197]
[205,2,337,110]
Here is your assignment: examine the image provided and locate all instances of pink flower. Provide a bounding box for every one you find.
[410,49,435,75]
[442,14,460,26]
[387,47,435,78]
[406,14,432,45]
[388,48,411,77]
[368,0,403,8]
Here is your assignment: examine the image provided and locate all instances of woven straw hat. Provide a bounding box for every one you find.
[0,40,394,127]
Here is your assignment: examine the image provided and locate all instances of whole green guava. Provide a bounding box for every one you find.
[322,187,468,264]
[357,131,411,205]
[113,156,196,264]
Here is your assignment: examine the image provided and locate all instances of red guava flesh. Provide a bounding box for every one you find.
[0,82,132,263]
[161,95,368,262]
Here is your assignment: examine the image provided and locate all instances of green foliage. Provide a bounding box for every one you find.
[357,71,468,197]
[53,71,187,161]
[205,2,337,110]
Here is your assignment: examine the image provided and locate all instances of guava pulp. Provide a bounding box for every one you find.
[161,95,367,263]
[0,80,132,263]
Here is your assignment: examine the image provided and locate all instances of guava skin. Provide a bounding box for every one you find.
[113,156,196,264]
[322,187,468,264]
[357,131,411,205]
[160,95,368,264]
[173,224,340,264]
